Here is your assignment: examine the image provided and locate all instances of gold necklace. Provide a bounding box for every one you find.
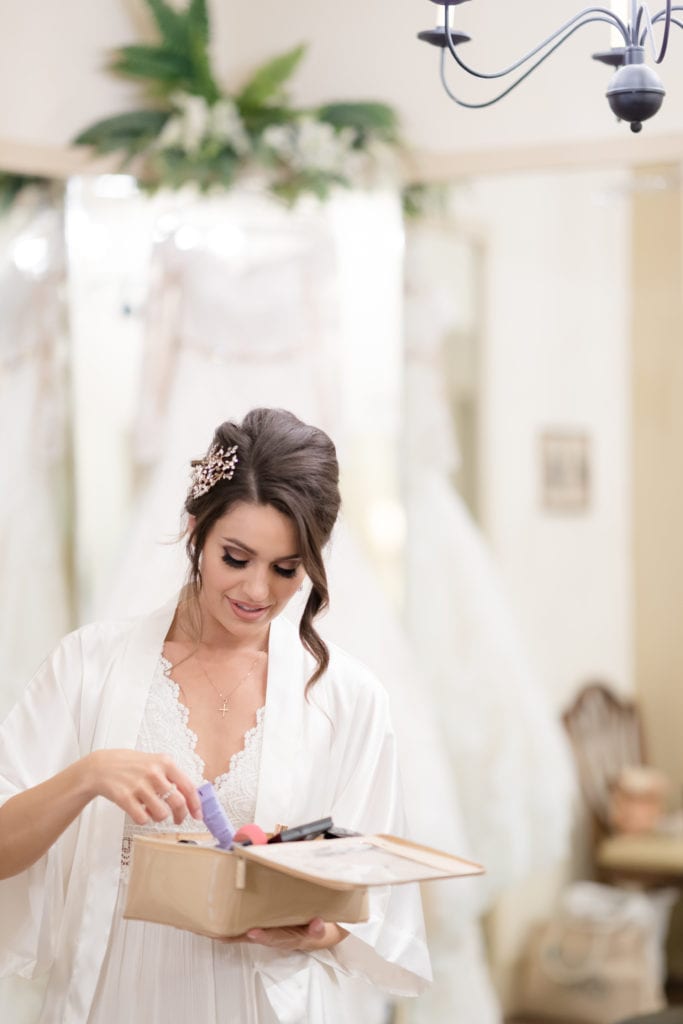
[196,650,262,718]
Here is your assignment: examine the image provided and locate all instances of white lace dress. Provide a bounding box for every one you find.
[87,655,267,1023]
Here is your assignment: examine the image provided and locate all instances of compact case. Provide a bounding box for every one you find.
[123,832,484,938]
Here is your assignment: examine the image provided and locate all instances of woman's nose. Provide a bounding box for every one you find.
[243,565,270,602]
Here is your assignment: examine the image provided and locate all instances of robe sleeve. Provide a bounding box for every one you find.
[0,631,84,979]
[317,664,432,996]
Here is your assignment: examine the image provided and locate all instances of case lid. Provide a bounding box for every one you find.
[236,833,485,890]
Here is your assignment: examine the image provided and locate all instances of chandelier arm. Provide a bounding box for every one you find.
[643,0,679,59]
[642,2,683,36]
[639,0,674,58]
[439,17,616,109]
[648,10,683,26]
[442,3,630,80]
[643,13,683,39]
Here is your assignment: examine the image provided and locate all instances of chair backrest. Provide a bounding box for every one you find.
[563,682,645,831]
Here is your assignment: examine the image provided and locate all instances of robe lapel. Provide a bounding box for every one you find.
[101,596,178,749]
[253,616,306,833]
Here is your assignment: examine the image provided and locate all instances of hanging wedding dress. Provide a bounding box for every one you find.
[402,219,575,905]
[0,189,73,717]
[397,217,577,1024]
[0,190,73,1023]
[96,188,501,1022]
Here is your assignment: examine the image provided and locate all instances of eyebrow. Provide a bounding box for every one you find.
[221,537,301,561]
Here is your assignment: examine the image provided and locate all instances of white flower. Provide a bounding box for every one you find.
[290,118,348,173]
[210,99,250,155]
[174,93,211,154]
[290,120,344,175]
[262,117,361,176]
[261,124,295,159]
[156,114,184,150]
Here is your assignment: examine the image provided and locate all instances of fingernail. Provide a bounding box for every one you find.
[247,930,261,940]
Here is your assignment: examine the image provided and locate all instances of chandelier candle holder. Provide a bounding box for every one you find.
[418,0,681,132]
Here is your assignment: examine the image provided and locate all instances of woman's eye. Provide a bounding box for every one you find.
[222,551,248,568]
[274,566,297,579]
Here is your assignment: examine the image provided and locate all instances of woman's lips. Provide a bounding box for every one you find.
[227,598,270,621]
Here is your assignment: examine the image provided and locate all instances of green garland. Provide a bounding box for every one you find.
[0,172,50,213]
[74,0,401,203]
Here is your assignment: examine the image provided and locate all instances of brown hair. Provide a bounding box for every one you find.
[184,408,341,686]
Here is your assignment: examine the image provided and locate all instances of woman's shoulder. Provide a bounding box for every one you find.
[325,637,384,692]
[278,615,382,693]
[289,621,389,715]
[50,602,171,664]
[60,614,142,647]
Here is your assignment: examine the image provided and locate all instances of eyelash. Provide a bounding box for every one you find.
[221,550,298,579]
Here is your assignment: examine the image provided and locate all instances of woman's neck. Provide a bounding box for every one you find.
[169,595,269,656]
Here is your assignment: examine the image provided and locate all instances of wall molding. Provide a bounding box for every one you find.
[2,132,682,184]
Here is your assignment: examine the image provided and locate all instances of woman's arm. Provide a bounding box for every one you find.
[0,750,202,881]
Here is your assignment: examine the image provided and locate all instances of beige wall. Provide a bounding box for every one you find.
[632,163,683,797]
[3,0,683,163]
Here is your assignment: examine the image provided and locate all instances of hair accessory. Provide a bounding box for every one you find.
[189,443,239,500]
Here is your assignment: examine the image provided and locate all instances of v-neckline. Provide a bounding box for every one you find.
[159,653,266,787]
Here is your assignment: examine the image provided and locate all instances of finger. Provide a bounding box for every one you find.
[247,926,305,949]
[141,790,174,823]
[162,787,190,826]
[166,765,203,820]
[307,917,325,938]
[128,800,151,826]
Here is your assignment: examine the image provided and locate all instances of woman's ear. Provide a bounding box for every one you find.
[186,514,196,535]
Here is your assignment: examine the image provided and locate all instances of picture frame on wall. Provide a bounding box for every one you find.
[539,431,591,513]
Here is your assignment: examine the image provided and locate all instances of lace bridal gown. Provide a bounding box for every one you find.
[0,190,72,719]
[97,190,501,1023]
[402,220,575,905]
[0,194,73,1022]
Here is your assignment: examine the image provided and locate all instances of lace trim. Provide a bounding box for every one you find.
[119,654,265,875]
[159,654,265,788]
[213,707,266,791]
[159,655,205,780]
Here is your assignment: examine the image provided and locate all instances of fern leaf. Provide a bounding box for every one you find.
[111,45,193,84]
[316,102,399,142]
[240,104,296,135]
[237,44,307,109]
[187,0,210,45]
[187,27,220,102]
[143,0,188,52]
[74,110,169,152]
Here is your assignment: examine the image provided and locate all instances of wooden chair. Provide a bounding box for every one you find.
[563,682,683,887]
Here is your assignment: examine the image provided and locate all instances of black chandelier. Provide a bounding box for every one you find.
[418,0,681,132]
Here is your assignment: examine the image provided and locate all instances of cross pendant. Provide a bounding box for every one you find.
[218,698,230,718]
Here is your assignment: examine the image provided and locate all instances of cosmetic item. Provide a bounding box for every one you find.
[197,782,235,850]
[233,824,268,847]
[323,825,362,839]
[266,816,333,843]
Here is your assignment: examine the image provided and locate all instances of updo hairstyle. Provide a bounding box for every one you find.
[184,408,341,686]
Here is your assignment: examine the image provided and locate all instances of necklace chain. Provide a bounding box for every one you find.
[197,650,262,718]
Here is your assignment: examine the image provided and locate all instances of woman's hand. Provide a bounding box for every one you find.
[0,749,201,880]
[83,749,203,826]
[223,918,347,951]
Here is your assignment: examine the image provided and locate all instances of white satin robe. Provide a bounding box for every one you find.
[0,599,431,1023]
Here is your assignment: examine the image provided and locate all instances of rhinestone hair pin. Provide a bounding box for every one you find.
[188,443,239,500]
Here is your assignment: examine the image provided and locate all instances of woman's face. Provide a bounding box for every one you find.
[195,501,304,643]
